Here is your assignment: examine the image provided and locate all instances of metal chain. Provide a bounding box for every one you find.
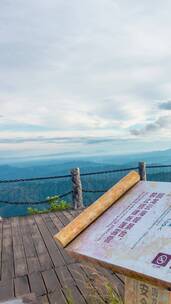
[0,190,73,205]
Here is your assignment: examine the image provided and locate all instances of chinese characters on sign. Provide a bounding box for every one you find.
[67,181,171,303]
[139,283,151,304]
[125,278,170,304]
[104,192,165,244]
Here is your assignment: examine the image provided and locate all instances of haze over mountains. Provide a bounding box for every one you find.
[0,148,171,180]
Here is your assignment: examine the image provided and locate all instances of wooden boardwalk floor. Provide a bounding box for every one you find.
[0,210,124,303]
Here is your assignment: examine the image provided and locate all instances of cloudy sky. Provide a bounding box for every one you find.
[1,0,171,160]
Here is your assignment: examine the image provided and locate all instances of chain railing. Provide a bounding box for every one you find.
[0,162,171,217]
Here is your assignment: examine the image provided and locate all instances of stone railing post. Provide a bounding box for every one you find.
[71,168,84,209]
[138,162,147,181]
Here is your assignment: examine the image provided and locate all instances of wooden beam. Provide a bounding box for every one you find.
[54,171,140,247]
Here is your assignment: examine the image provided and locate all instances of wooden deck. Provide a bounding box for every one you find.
[0,210,124,303]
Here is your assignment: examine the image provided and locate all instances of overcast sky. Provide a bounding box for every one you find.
[1,0,171,160]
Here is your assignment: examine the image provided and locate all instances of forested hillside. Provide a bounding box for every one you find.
[0,162,171,218]
[1,149,171,217]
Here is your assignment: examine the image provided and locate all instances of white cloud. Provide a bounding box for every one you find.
[1,0,171,157]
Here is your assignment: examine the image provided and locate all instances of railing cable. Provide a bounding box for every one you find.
[83,189,106,193]
[0,190,72,205]
[80,167,138,176]
[0,174,71,184]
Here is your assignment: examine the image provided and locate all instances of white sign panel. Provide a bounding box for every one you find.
[67,181,171,288]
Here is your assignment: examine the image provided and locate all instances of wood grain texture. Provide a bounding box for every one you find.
[54,171,140,247]
[0,211,124,303]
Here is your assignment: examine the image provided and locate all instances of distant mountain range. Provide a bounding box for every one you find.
[0,148,171,218]
[0,148,171,179]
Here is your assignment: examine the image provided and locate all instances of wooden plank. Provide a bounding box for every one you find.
[41,214,73,265]
[72,209,84,216]
[48,289,67,304]
[11,218,27,277]
[29,272,46,297]
[27,216,53,271]
[68,263,105,303]
[48,213,64,231]
[38,295,49,304]
[0,213,126,304]
[42,269,61,293]
[55,265,75,289]
[41,267,67,303]
[0,279,14,301]
[19,217,37,257]
[34,215,65,268]
[62,211,74,222]
[114,273,125,284]
[98,267,124,299]
[69,210,79,218]
[1,261,14,282]
[11,218,26,259]
[61,210,83,224]
[55,212,70,226]
[81,263,124,301]
[14,275,30,296]
[55,265,86,304]
[41,214,58,236]
[27,256,41,274]
[80,263,112,303]
[14,258,28,278]
[1,219,14,280]
[19,217,41,274]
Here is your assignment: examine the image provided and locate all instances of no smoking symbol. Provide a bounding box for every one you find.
[156,255,168,265]
[152,253,171,267]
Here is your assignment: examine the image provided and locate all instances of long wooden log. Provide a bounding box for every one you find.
[54,171,140,247]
